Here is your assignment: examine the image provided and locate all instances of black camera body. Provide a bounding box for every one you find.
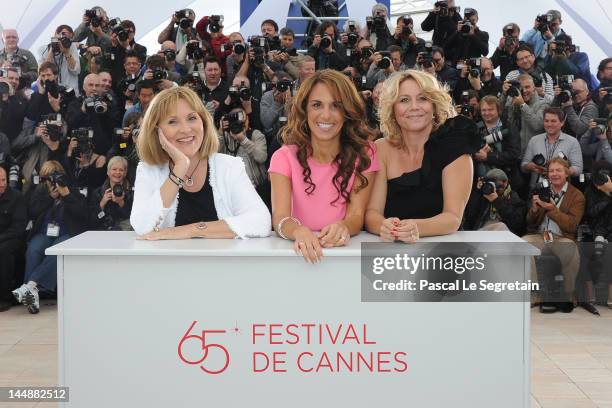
[85,9,102,28]
[466,57,481,78]
[112,184,124,197]
[120,74,139,94]
[279,47,297,57]
[231,41,246,55]
[555,74,575,104]
[346,32,359,47]
[226,111,246,134]
[366,15,387,33]
[186,72,203,93]
[175,10,193,30]
[276,79,293,93]
[163,49,176,61]
[536,13,553,34]
[72,128,94,157]
[151,68,168,82]
[479,177,500,195]
[507,80,521,98]
[41,113,63,142]
[532,153,546,167]
[47,172,68,188]
[208,15,224,33]
[84,94,110,114]
[44,79,60,99]
[228,81,251,103]
[593,169,611,186]
[186,41,205,60]
[532,178,552,202]
[377,51,392,69]
[248,37,267,67]
[320,35,333,49]
[112,25,129,43]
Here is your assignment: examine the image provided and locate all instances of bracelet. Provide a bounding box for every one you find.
[277,216,301,240]
[168,173,183,188]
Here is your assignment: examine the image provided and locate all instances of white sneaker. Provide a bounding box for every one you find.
[12,284,30,304]
[24,286,39,314]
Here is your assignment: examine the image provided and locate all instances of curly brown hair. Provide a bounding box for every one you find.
[280,69,374,205]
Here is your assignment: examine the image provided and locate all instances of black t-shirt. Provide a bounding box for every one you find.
[384,116,481,220]
[175,164,219,226]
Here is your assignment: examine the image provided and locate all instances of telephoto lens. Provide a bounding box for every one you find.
[112,184,124,197]
[320,35,332,49]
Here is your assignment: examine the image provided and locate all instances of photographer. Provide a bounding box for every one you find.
[260,71,293,149]
[522,107,583,190]
[89,156,133,231]
[73,7,111,49]
[307,21,348,71]
[218,106,267,192]
[142,55,179,90]
[122,80,155,127]
[158,41,186,78]
[463,169,526,236]
[157,9,197,50]
[506,45,554,103]
[116,20,147,62]
[421,0,461,50]
[592,58,612,114]
[225,33,248,84]
[26,63,69,124]
[473,96,521,184]
[521,10,565,61]
[0,29,38,84]
[112,50,143,111]
[64,126,107,198]
[42,25,80,96]
[491,23,522,81]
[392,15,425,68]
[196,15,231,71]
[267,28,304,80]
[580,116,612,167]
[443,8,489,64]
[581,160,612,309]
[12,160,87,314]
[454,57,502,100]
[366,46,406,85]
[0,164,26,312]
[365,3,393,52]
[502,74,549,154]
[107,112,141,184]
[543,34,580,80]
[199,56,229,117]
[0,68,28,144]
[217,75,261,130]
[431,46,458,91]
[66,73,121,155]
[522,157,584,312]
[557,78,598,138]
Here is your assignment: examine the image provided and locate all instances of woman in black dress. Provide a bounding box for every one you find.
[366,70,481,242]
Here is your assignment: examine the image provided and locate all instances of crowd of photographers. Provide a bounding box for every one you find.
[0,1,611,312]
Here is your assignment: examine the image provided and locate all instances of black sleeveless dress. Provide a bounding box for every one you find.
[384,116,481,220]
[175,163,219,226]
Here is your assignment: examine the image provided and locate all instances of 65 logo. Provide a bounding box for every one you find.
[178,321,230,374]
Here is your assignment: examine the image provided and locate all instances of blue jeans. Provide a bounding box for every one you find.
[24,234,70,292]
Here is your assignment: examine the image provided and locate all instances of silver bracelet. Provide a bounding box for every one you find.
[277,216,301,240]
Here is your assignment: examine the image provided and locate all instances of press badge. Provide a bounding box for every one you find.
[119,142,127,149]
[47,223,60,237]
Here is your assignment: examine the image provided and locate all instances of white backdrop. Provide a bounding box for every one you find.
[0,0,609,76]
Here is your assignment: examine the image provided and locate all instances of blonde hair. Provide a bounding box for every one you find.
[107,156,128,172]
[378,70,455,148]
[40,160,65,177]
[137,86,219,165]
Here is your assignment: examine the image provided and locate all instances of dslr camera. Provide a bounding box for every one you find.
[208,15,224,33]
[478,177,503,195]
[84,94,112,114]
[71,128,94,157]
[502,25,517,52]
[435,1,459,17]
[175,10,193,30]
[186,41,206,60]
[46,172,68,189]
[507,80,521,98]
[41,113,64,142]
[120,74,139,94]
[554,75,575,105]
[461,8,477,34]
[111,22,129,43]
[535,13,554,34]
[480,127,505,147]
[400,16,413,36]
[50,36,72,54]
[532,178,552,202]
[85,9,103,28]
[377,51,392,69]
[228,81,251,104]
[226,111,246,134]
[366,11,387,34]
[275,79,294,93]
[466,57,481,78]
[248,36,267,68]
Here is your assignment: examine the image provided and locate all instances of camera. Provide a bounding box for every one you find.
[112,25,129,43]
[186,41,206,60]
[320,35,333,49]
[360,47,374,61]
[112,184,124,197]
[208,15,224,33]
[84,95,110,114]
[593,168,611,186]
[42,79,60,99]
[532,153,546,167]
[346,32,359,47]
[267,36,281,51]
[130,126,140,139]
[479,177,500,195]
[231,41,246,55]
[41,113,63,142]
[46,172,68,188]
[71,128,94,156]
[151,67,168,82]
[377,51,392,69]
[120,74,139,94]
[163,49,176,61]
[248,37,267,67]
[366,15,387,33]
[228,81,251,103]
[175,10,193,30]
[226,111,246,134]
[279,47,298,57]
[592,118,609,136]
[186,71,203,93]
[50,36,72,54]
[466,57,481,78]
[275,79,294,93]
[535,13,553,34]
[507,80,521,98]
[85,9,102,28]
[555,75,575,104]
[502,25,516,52]
[533,178,552,202]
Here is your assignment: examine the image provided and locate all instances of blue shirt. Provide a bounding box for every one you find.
[122,102,143,127]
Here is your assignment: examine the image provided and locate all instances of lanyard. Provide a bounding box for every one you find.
[544,137,561,163]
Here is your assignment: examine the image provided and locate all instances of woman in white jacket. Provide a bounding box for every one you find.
[131,86,271,239]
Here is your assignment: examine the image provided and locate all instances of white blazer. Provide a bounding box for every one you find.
[130,153,271,238]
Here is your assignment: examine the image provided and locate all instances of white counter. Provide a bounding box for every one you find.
[48,231,537,408]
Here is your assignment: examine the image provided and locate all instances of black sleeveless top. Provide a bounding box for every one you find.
[175,164,219,226]
[384,116,481,220]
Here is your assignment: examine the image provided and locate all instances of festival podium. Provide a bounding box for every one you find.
[47,231,538,408]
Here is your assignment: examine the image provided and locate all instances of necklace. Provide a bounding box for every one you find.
[185,159,201,187]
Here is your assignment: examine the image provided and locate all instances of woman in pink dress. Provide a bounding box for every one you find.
[269,69,380,263]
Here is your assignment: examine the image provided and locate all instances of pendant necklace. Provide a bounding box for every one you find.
[185,159,201,187]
